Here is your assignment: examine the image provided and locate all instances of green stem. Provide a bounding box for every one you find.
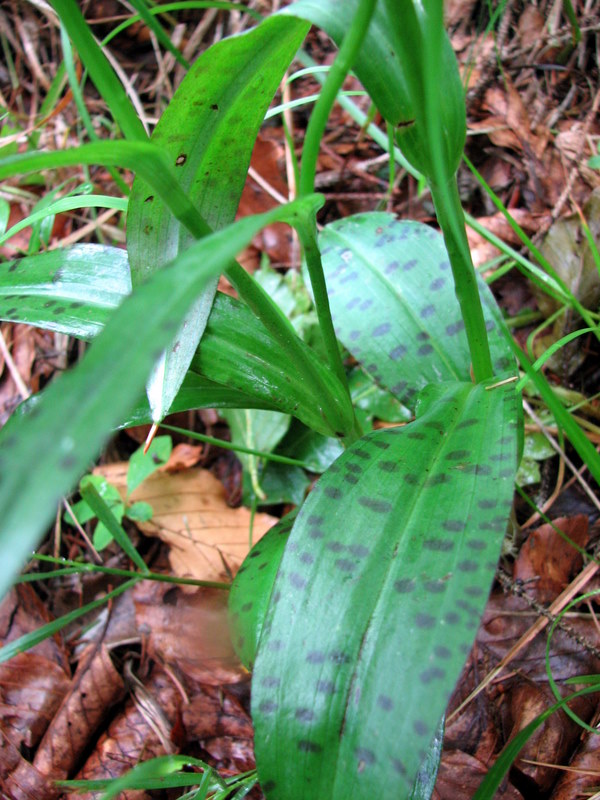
[294,216,348,391]
[298,0,378,196]
[429,177,494,383]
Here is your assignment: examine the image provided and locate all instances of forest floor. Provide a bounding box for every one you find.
[1,1,600,798]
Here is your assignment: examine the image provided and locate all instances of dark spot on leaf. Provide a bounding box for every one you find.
[389,344,407,360]
[457,418,478,428]
[52,306,66,315]
[211,103,219,110]
[259,700,277,713]
[417,343,434,356]
[355,748,376,766]
[467,539,487,550]
[360,299,373,310]
[268,640,284,651]
[404,474,419,484]
[43,300,56,308]
[463,464,492,476]
[300,552,314,565]
[423,539,454,551]
[309,527,325,539]
[349,329,360,341]
[414,720,428,736]
[416,331,430,341]
[241,602,253,612]
[373,440,390,449]
[335,559,355,572]
[346,463,363,474]
[308,515,323,526]
[434,645,451,659]
[373,323,391,337]
[330,650,351,664]
[464,586,484,597]
[377,694,394,711]
[391,381,407,395]
[144,195,154,203]
[260,676,280,688]
[439,260,450,270]
[424,420,444,432]
[458,560,478,572]
[392,758,407,775]
[445,612,460,624]
[60,454,77,469]
[307,651,326,664]
[346,297,360,310]
[403,259,417,271]
[262,780,276,793]
[424,580,445,593]
[358,497,392,513]
[289,572,307,589]
[354,450,371,460]
[344,474,359,484]
[325,486,343,500]
[326,541,345,553]
[394,578,416,593]
[430,277,445,290]
[420,304,435,319]
[250,549,262,558]
[425,474,451,487]
[378,461,398,472]
[407,431,426,440]
[420,667,445,683]
[384,260,400,274]
[442,519,466,532]
[446,321,465,335]
[349,544,369,558]
[316,680,335,694]
[298,740,322,753]
[175,154,187,166]
[69,301,83,309]
[415,613,435,628]
[295,708,314,722]
[340,271,358,284]
[446,449,470,460]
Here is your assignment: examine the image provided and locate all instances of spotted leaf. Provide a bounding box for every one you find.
[127,15,309,421]
[320,213,515,410]
[0,245,344,436]
[252,378,520,799]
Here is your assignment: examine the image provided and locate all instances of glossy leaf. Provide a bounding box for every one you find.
[0,244,130,338]
[0,244,346,435]
[127,14,309,421]
[252,379,520,799]
[319,213,515,410]
[228,512,296,670]
[0,196,322,601]
[282,0,465,177]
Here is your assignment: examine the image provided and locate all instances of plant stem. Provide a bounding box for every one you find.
[298,0,378,197]
[430,176,494,383]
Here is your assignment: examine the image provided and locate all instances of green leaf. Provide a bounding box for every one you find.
[222,410,291,501]
[0,244,130,338]
[127,436,172,495]
[252,379,520,799]
[0,195,322,601]
[126,501,153,522]
[283,0,465,178]
[319,213,515,409]
[0,245,346,435]
[228,512,296,669]
[127,14,310,421]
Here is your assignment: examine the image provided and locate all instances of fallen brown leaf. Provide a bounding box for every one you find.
[95,464,277,584]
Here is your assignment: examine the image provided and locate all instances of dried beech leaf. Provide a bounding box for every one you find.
[95,463,277,583]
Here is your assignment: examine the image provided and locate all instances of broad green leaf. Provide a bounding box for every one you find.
[319,213,515,410]
[0,245,346,435]
[127,15,310,421]
[228,511,296,669]
[0,196,321,601]
[252,379,520,799]
[0,244,130,339]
